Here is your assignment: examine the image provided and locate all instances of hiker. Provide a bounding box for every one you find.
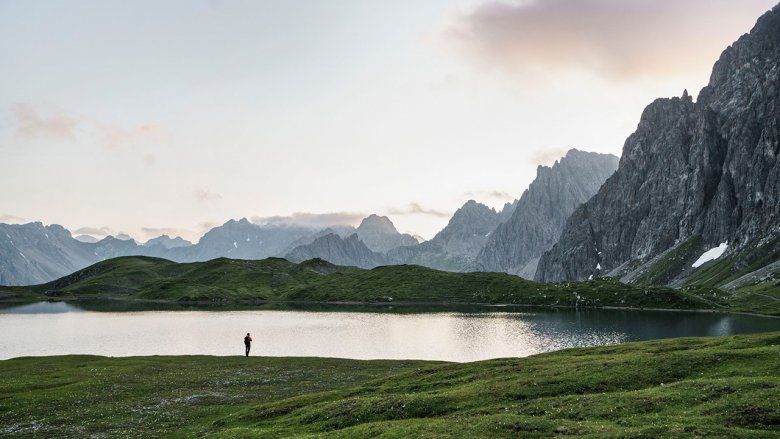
[244,333,252,357]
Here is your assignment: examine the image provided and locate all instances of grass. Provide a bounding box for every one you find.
[685,236,780,289]
[4,256,733,312]
[2,332,779,437]
[635,236,703,285]
[673,236,780,315]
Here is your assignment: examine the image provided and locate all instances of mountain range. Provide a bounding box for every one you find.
[0,147,616,286]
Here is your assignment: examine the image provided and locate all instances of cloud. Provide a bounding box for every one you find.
[528,147,570,166]
[195,188,223,202]
[464,190,516,200]
[140,227,195,239]
[94,121,163,149]
[386,203,450,218]
[73,226,115,236]
[11,103,162,165]
[0,213,28,224]
[141,224,198,241]
[251,212,365,229]
[13,103,77,140]
[73,225,136,240]
[198,221,220,231]
[443,0,777,80]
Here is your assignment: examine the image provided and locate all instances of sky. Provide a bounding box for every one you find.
[0,0,776,241]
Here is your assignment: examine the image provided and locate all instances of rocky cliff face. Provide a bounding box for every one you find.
[355,214,418,253]
[476,149,618,278]
[536,5,780,283]
[284,233,385,268]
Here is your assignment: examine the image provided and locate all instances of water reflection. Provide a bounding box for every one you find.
[0,302,778,361]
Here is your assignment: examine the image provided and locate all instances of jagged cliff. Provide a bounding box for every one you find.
[536,5,780,283]
[476,149,618,278]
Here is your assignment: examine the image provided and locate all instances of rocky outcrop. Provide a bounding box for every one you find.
[476,149,618,278]
[355,214,417,253]
[284,233,385,268]
[536,5,780,282]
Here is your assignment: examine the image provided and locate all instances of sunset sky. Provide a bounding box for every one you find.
[1,0,776,241]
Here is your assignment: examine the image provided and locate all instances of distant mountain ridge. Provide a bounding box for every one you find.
[0,219,323,285]
[144,235,192,249]
[0,147,620,284]
[386,200,515,271]
[0,213,430,284]
[285,233,385,268]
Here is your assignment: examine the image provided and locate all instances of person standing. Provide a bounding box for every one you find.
[244,333,252,357]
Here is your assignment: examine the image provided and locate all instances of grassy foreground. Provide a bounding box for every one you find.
[2,332,779,437]
[5,255,743,312]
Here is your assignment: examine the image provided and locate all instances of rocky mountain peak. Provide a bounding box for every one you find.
[354,214,417,253]
[450,200,497,221]
[476,149,618,278]
[284,232,385,269]
[535,5,780,283]
[357,214,399,235]
[421,200,503,262]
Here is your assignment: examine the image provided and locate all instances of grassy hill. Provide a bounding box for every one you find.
[2,332,779,437]
[3,255,742,312]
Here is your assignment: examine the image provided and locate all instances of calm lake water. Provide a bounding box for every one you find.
[1,301,779,362]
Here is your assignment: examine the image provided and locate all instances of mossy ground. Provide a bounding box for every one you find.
[2,332,779,437]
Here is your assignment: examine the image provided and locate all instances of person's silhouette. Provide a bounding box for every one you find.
[243,333,252,357]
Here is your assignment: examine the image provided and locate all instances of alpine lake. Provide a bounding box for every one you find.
[2,301,779,361]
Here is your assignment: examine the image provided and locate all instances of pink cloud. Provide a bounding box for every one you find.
[0,213,28,224]
[12,103,163,166]
[94,121,163,148]
[195,188,223,202]
[386,203,450,218]
[528,147,570,166]
[444,0,777,80]
[13,103,77,140]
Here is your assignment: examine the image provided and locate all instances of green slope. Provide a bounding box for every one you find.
[13,256,727,311]
[685,237,780,289]
[679,237,780,315]
[2,332,779,437]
